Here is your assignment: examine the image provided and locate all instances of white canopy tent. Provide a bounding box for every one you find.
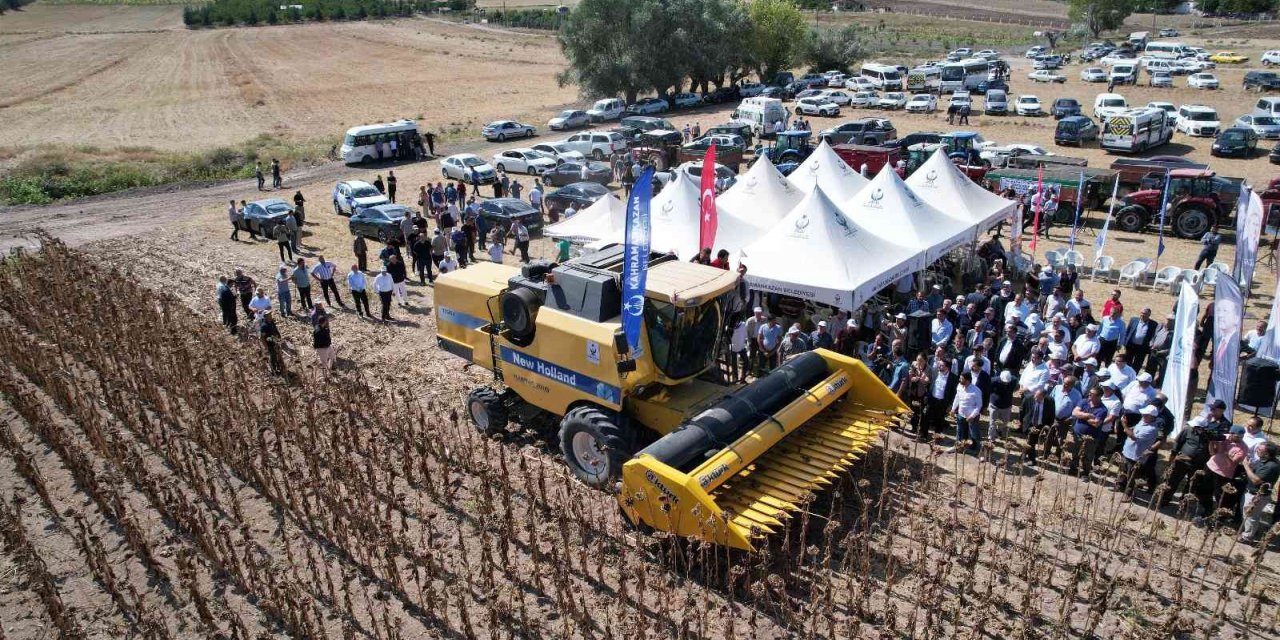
[714,155,803,257]
[593,170,703,258]
[543,193,625,244]
[844,166,976,264]
[905,148,1016,232]
[740,186,921,311]
[785,140,869,204]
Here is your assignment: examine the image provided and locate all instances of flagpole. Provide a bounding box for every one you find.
[1029,165,1044,255]
[1095,174,1120,263]
[1155,171,1172,272]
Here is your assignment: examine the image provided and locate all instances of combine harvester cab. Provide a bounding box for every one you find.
[619,350,908,550]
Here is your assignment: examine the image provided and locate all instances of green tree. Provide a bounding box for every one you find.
[558,0,664,103]
[1067,0,1134,38]
[745,0,808,82]
[804,25,866,74]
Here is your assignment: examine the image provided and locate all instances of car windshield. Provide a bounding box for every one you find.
[1103,99,1125,107]
[462,156,485,167]
[1222,131,1245,140]
[351,186,380,198]
[1059,122,1079,132]
[1188,111,1217,121]
[883,71,902,80]
[1020,97,1037,103]
[556,111,574,118]
[265,202,291,214]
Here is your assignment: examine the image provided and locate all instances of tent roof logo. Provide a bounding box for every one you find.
[866,187,885,208]
[924,169,939,185]
[794,214,811,232]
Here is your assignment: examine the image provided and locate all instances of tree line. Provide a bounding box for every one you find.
[183,0,471,28]
[557,0,865,104]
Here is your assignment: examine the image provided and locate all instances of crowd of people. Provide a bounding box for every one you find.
[725,257,1278,543]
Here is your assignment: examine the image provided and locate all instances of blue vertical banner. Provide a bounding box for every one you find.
[621,168,654,357]
[1156,171,1171,259]
[1069,170,1085,249]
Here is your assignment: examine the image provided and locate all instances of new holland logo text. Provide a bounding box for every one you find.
[501,347,620,404]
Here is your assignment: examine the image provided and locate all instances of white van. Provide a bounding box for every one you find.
[339,119,419,164]
[1144,41,1190,60]
[586,98,625,122]
[732,97,789,137]
[861,63,905,90]
[1253,97,1280,117]
[1110,64,1139,86]
[1094,93,1129,118]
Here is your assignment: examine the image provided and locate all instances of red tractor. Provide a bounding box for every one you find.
[1112,169,1229,239]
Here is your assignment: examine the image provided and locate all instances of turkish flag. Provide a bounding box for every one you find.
[699,143,718,251]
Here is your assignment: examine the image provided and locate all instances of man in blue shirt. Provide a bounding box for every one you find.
[1098,305,1125,363]
[906,290,931,314]
[757,316,784,372]
[931,309,954,347]
[1068,387,1109,477]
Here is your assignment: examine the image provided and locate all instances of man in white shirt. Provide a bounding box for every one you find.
[373,268,395,321]
[310,255,346,309]
[248,287,273,318]
[1243,319,1267,356]
[347,264,370,318]
[1019,349,1050,393]
[1120,372,1156,434]
[1043,288,1067,319]
[439,251,460,274]
[1065,289,1089,319]
[1004,293,1030,325]
[949,371,984,454]
[931,309,954,347]
[529,184,543,215]
[1244,416,1270,462]
[1105,353,1137,391]
[963,344,991,374]
[511,221,531,263]
[1097,380,1124,458]
[1073,324,1101,362]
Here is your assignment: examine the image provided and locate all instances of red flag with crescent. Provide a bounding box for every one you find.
[699,143,718,252]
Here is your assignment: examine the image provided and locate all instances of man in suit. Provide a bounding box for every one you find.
[1123,307,1158,372]
[1020,386,1057,465]
[993,323,1026,373]
[1146,313,1176,386]
[921,359,958,442]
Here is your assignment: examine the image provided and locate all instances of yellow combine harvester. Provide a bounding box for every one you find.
[434,246,909,549]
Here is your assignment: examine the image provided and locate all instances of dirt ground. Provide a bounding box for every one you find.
[3,7,1280,639]
[0,5,576,153]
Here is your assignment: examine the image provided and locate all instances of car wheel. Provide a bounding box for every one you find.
[498,133,506,142]
[333,200,341,215]
[378,227,392,244]
[360,155,373,164]
[592,150,604,161]
[527,129,535,138]
[442,168,449,178]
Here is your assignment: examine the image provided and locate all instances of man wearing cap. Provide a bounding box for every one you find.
[1158,415,1221,507]
[988,369,1017,441]
[887,312,908,346]
[1091,379,1124,463]
[922,359,958,442]
[1067,387,1109,477]
[1117,372,1157,453]
[1078,357,1100,392]
[757,316,784,372]
[994,323,1025,373]
[745,307,767,376]
[810,320,834,351]
[1204,399,1232,434]
[1196,424,1248,522]
[781,324,810,361]
[1073,324,1101,362]
[1123,308,1158,371]
[1239,442,1280,543]
[1117,405,1161,498]
[836,318,860,358]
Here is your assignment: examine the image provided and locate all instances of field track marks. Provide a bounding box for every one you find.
[0,51,133,109]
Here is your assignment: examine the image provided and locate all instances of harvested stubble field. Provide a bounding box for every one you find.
[0,5,576,154]
[0,238,1277,639]
[3,6,1280,639]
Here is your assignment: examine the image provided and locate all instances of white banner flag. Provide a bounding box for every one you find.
[1234,186,1263,293]
[1163,282,1201,438]
[1258,276,1280,361]
[1207,276,1243,419]
[1094,174,1121,261]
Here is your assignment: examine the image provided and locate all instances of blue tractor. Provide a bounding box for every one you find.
[941,131,990,167]
[754,130,814,175]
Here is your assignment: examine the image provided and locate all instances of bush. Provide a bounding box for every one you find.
[182,0,475,29]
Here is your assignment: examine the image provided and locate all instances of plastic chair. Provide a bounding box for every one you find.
[1091,255,1115,281]
[1179,269,1203,294]
[1209,261,1230,275]
[1117,259,1152,287]
[1200,265,1220,289]
[1152,266,1183,292]
[1043,249,1062,269]
[1063,249,1085,269]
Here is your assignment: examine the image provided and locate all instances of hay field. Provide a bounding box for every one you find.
[0,5,577,152]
